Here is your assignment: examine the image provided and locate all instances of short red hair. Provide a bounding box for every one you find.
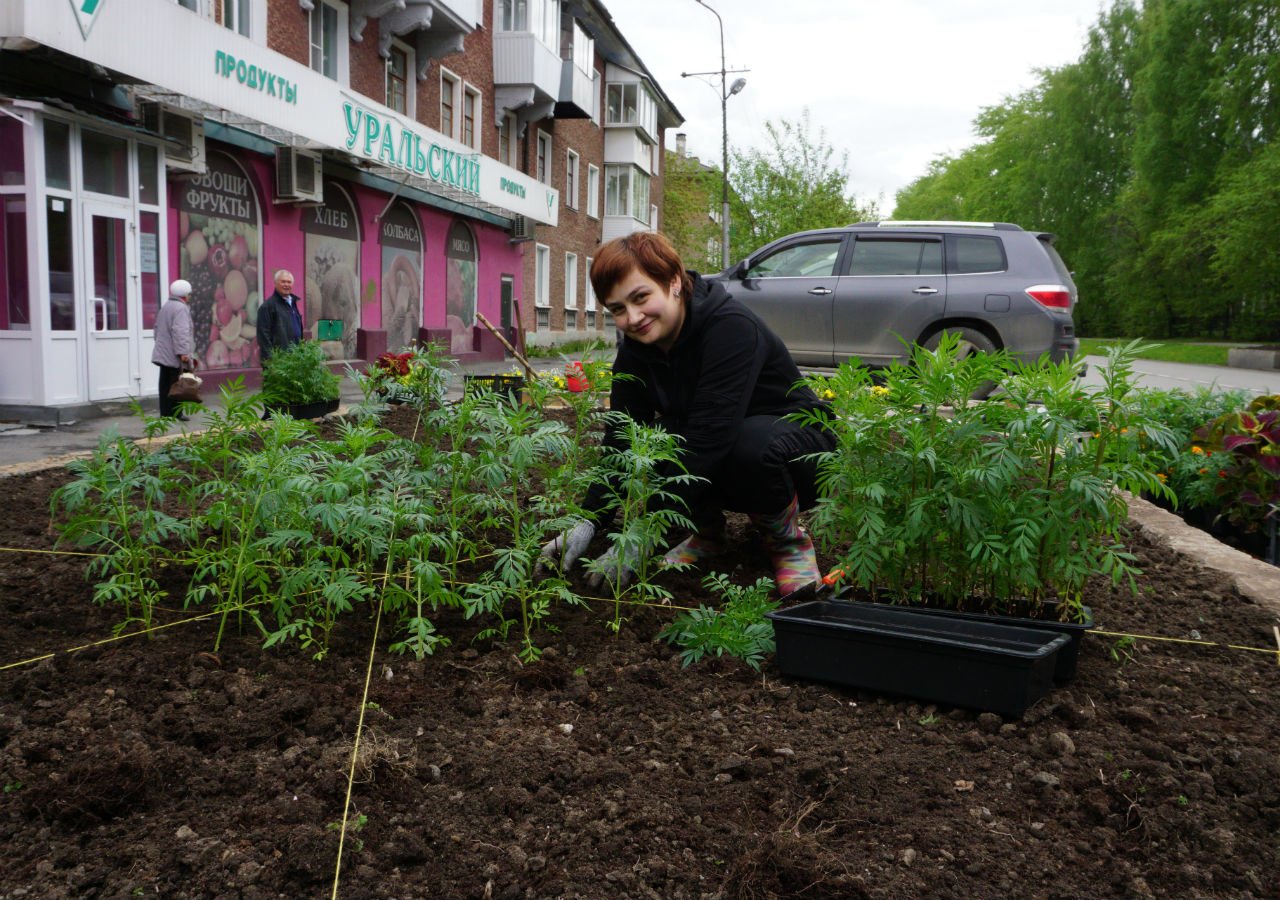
[590,232,693,305]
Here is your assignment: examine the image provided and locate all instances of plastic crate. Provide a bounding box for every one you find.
[767,600,1068,717]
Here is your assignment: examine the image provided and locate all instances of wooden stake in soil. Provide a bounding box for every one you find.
[475,311,536,381]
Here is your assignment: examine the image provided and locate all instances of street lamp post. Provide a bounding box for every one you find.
[683,0,746,271]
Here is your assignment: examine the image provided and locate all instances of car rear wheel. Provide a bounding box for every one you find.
[922,327,999,399]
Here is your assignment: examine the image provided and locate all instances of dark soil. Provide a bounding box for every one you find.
[2,409,1279,899]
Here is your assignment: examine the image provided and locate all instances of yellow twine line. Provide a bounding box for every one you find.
[0,546,107,559]
[1089,628,1280,660]
[0,611,221,671]
[331,592,385,899]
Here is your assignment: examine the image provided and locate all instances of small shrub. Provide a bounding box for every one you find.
[1193,395,1280,532]
[260,341,341,407]
[660,573,778,671]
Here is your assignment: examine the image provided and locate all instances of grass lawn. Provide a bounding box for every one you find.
[1077,338,1232,367]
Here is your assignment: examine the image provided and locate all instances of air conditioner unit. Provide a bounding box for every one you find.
[510,215,535,242]
[138,101,207,175]
[275,147,324,204]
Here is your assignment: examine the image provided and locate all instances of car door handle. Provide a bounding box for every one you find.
[912,287,939,295]
[808,287,833,296]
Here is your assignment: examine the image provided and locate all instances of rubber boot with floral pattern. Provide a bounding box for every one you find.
[750,496,818,596]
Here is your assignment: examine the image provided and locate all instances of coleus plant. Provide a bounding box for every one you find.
[1194,396,1280,531]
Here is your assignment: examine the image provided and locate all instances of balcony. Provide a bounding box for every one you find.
[493,31,561,126]
[554,59,594,119]
[356,0,479,77]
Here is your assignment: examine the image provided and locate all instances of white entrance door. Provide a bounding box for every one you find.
[82,203,139,401]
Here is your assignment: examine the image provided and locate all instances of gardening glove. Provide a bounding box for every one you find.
[584,544,639,591]
[537,520,596,574]
[750,496,819,597]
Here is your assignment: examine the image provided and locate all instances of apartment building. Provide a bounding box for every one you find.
[0,0,680,421]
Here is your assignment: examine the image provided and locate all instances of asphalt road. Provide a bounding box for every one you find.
[1080,356,1280,397]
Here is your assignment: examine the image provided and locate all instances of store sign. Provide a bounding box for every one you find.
[445,224,474,260]
[17,0,560,224]
[68,0,105,40]
[177,158,256,223]
[215,51,298,105]
[380,210,421,251]
[300,186,359,240]
[342,102,480,197]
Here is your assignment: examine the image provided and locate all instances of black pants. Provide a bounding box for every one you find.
[693,415,835,526]
[157,364,181,418]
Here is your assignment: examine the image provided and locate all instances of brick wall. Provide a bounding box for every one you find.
[349,27,387,103]
[267,1,308,68]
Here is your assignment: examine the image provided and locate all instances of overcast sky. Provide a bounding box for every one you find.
[604,0,1109,214]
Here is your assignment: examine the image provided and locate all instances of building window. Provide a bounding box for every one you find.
[536,131,551,184]
[572,21,594,73]
[564,251,577,311]
[534,243,550,310]
[586,164,599,218]
[310,1,339,80]
[605,164,650,223]
[440,70,459,139]
[585,256,597,329]
[537,0,560,47]
[497,0,527,31]
[496,0,560,46]
[222,0,251,36]
[650,204,658,231]
[387,46,409,114]
[463,86,480,149]
[1,197,30,331]
[565,151,578,209]
[605,82,657,136]
[606,83,635,124]
[498,113,517,166]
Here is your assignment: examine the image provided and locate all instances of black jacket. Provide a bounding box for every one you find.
[257,291,303,363]
[584,273,829,520]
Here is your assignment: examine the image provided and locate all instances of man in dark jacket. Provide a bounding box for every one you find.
[257,269,304,363]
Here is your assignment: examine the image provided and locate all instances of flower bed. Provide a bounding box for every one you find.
[2,419,1278,896]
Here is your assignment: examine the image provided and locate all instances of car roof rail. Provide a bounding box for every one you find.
[848,220,1024,231]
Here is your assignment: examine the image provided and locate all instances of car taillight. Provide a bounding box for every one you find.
[1024,285,1075,309]
[1025,284,1072,309]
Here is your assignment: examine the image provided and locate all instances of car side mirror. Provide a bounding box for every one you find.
[730,259,749,279]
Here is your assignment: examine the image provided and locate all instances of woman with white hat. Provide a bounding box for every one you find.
[152,279,196,420]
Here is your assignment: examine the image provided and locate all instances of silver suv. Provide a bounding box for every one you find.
[713,220,1078,373]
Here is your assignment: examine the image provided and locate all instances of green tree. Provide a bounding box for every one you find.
[662,150,724,273]
[1205,141,1280,339]
[727,109,877,263]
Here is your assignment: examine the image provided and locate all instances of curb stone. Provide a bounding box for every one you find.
[1125,492,1280,620]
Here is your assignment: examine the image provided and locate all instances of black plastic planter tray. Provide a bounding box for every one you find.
[767,600,1070,717]
[264,398,340,420]
[829,591,1100,681]
[834,599,1094,683]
